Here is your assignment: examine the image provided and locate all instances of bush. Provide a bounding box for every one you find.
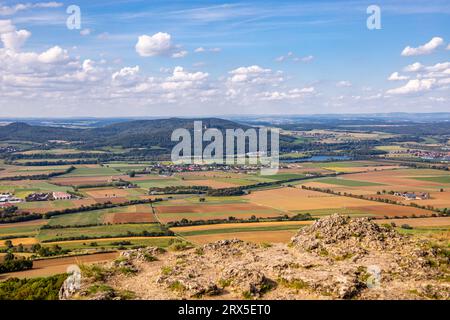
[0,258,33,274]
[168,239,192,251]
[0,274,67,300]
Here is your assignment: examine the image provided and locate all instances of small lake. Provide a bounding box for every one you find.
[282,155,352,163]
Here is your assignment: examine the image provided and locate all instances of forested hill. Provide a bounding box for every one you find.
[0,118,252,148]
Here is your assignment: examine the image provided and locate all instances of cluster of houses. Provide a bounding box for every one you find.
[144,163,269,176]
[25,191,73,202]
[390,149,450,162]
[0,146,18,153]
[394,192,431,201]
[0,193,23,206]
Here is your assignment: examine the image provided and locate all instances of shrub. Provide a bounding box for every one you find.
[0,274,67,300]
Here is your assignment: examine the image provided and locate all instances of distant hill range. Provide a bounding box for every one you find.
[0,118,253,148]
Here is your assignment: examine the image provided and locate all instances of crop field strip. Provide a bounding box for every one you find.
[0,157,449,276]
[47,204,156,226]
[37,223,169,242]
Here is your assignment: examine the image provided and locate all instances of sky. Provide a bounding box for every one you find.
[0,0,449,117]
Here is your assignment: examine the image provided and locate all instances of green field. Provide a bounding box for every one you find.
[315,177,384,187]
[135,178,185,188]
[177,224,304,236]
[47,205,154,227]
[257,173,306,181]
[43,237,175,250]
[397,226,450,241]
[0,181,73,198]
[290,208,376,217]
[0,224,41,238]
[37,223,167,242]
[412,176,450,184]
[62,167,121,177]
[48,209,110,227]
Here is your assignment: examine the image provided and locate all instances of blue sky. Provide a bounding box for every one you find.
[0,0,449,117]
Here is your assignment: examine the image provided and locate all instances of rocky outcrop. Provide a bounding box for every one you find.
[61,215,450,300]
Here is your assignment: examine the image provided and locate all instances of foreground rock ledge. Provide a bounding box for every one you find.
[60,214,450,300]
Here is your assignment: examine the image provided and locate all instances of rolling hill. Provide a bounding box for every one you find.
[0,118,253,148]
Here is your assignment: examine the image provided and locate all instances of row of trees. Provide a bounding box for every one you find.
[11,159,99,166]
[0,206,41,224]
[166,213,313,228]
[149,186,210,195]
[2,241,69,257]
[0,253,33,274]
[0,166,76,181]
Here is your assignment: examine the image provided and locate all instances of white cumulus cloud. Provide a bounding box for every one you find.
[1,29,30,50]
[135,32,174,57]
[38,46,68,63]
[401,37,444,56]
[172,50,188,58]
[388,72,409,81]
[386,79,436,95]
[403,62,423,72]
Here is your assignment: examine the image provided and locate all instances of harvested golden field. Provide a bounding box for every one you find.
[0,252,119,280]
[245,187,433,217]
[84,188,131,198]
[410,191,450,209]
[245,187,380,211]
[156,203,269,214]
[376,216,450,227]
[21,198,97,214]
[4,237,38,246]
[104,204,156,224]
[185,230,297,244]
[303,181,379,195]
[343,169,447,191]
[353,205,432,217]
